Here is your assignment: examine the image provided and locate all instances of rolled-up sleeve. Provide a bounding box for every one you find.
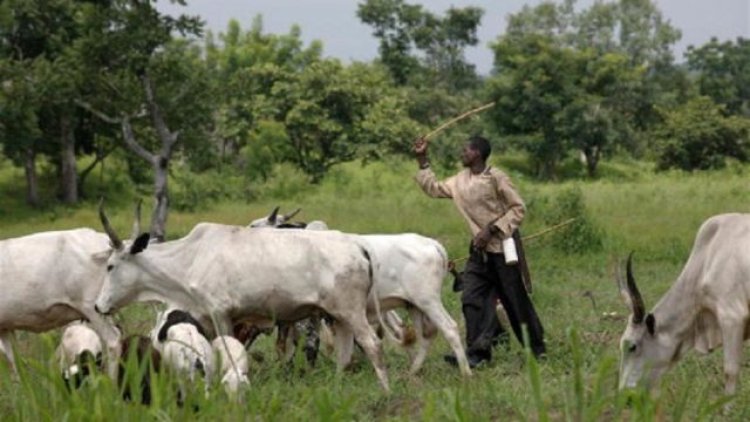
[415,168,454,198]
[491,174,526,238]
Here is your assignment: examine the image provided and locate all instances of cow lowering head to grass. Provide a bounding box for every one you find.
[617,214,750,396]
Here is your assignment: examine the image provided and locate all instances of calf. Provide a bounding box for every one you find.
[211,336,249,395]
[57,321,103,388]
[152,309,214,386]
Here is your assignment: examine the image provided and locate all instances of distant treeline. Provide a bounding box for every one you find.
[1,0,748,234]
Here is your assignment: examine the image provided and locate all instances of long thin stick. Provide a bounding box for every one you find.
[422,101,496,140]
[523,218,577,242]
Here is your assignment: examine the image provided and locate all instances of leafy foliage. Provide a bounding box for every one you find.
[654,96,750,171]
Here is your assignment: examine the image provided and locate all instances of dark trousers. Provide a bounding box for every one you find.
[461,244,546,358]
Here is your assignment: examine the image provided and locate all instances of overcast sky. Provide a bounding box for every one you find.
[158,0,750,74]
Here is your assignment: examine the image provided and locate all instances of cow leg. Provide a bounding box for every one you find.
[406,309,428,374]
[276,323,294,362]
[302,317,320,367]
[84,312,121,380]
[331,320,354,371]
[720,318,746,396]
[0,331,18,378]
[345,313,390,392]
[418,302,472,377]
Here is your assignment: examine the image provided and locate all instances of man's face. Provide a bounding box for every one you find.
[461,143,480,167]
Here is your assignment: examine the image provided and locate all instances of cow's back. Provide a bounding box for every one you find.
[360,234,447,301]
[0,229,109,331]
[693,214,750,301]
[181,225,372,322]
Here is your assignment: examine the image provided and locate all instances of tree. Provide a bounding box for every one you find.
[489,0,679,178]
[271,60,418,182]
[204,17,322,171]
[687,37,750,117]
[357,0,483,91]
[75,0,207,241]
[0,0,88,204]
[654,97,749,171]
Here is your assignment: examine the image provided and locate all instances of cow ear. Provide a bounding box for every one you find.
[91,249,112,263]
[130,233,151,255]
[645,313,656,336]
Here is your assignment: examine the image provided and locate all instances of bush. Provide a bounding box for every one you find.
[534,186,604,254]
[170,166,247,212]
[655,97,750,171]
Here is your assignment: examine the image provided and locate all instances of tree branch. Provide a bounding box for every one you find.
[142,73,179,155]
[75,100,121,124]
[121,116,157,164]
[76,99,155,164]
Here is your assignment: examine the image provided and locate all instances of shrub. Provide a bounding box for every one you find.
[534,186,604,254]
[655,97,750,171]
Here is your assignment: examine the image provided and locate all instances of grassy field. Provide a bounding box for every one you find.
[0,155,749,420]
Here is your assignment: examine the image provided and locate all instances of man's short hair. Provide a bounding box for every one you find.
[468,136,491,161]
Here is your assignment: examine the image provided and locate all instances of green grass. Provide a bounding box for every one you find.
[1,156,749,420]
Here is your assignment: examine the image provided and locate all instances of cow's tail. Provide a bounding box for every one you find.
[359,241,399,345]
[432,239,450,277]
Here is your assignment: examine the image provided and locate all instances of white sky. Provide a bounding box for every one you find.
[158,0,750,74]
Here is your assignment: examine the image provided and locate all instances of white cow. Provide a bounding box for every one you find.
[94,206,390,391]
[250,208,471,376]
[359,234,470,376]
[211,335,250,395]
[152,309,215,388]
[57,321,103,385]
[617,213,750,396]
[0,228,122,378]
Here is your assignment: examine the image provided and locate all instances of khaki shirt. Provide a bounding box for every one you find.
[415,166,525,253]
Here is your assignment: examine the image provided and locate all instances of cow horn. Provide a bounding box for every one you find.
[268,206,280,224]
[283,208,301,221]
[625,252,646,324]
[614,256,633,311]
[98,198,123,250]
[130,199,142,240]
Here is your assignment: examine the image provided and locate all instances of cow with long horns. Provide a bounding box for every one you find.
[617,213,750,396]
[94,204,391,391]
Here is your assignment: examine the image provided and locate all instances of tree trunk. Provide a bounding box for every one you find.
[24,147,40,207]
[60,115,78,203]
[584,146,600,178]
[150,156,169,242]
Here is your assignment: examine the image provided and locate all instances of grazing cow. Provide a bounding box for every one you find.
[151,309,214,387]
[94,205,390,391]
[57,321,103,388]
[0,226,124,379]
[617,214,750,395]
[251,207,471,376]
[211,335,249,395]
[119,335,162,405]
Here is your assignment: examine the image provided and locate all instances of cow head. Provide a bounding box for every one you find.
[616,254,675,391]
[95,201,151,315]
[248,206,301,228]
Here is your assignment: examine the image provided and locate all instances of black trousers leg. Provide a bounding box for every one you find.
[460,248,507,360]
[488,253,546,356]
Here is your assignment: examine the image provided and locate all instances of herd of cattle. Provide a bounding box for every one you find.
[0,203,472,402]
[0,200,749,404]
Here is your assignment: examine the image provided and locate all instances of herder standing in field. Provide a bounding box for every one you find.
[413,136,546,367]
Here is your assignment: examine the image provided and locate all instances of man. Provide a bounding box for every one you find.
[413,135,545,366]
